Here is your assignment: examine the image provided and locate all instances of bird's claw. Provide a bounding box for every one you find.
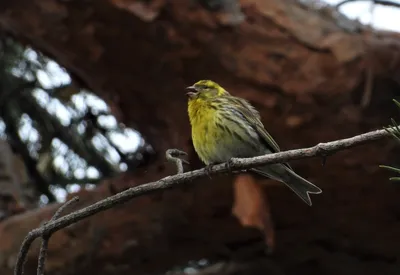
[204,163,215,179]
[225,158,234,172]
[204,159,234,178]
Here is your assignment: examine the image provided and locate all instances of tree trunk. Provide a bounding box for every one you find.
[0,0,400,274]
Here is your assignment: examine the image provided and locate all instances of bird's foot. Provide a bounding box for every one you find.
[204,163,217,179]
[225,158,234,172]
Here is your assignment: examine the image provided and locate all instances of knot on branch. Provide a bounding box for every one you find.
[314,143,329,154]
[166,149,189,174]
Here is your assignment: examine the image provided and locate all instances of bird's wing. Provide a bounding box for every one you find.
[232,97,280,152]
[232,97,293,170]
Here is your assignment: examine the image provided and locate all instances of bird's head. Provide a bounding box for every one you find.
[186,80,229,101]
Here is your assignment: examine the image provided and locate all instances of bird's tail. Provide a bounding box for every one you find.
[251,164,322,206]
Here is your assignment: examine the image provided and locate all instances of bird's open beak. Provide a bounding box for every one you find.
[185,86,197,98]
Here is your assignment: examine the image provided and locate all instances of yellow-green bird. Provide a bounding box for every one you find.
[186,80,322,206]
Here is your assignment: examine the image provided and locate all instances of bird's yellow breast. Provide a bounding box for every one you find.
[188,98,221,164]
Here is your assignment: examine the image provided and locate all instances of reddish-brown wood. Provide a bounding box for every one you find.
[0,0,400,274]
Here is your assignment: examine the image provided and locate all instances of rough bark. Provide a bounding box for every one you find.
[0,0,400,274]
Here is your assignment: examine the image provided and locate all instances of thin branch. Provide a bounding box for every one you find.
[36,196,79,275]
[36,197,79,275]
[14,127,393,275]
[336,0,400,9]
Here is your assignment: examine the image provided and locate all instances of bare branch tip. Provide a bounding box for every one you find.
[37,196,79,275]
[52,196,79,221]
[166,148,189,174]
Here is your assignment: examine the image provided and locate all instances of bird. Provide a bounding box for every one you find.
[186,79,322,206]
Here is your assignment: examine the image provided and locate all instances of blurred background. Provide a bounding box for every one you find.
[0,0,399,274]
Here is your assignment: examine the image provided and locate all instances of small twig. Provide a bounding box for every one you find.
[36,196,79,275]
[50,196,80,221]
[166,149,189,174]
[14,127,394,275]
[336,0,400,9]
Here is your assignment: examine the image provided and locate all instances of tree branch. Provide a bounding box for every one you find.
[36,196,79,275]
[166,149,189,174]
[14,196,79,275]
[336,0,400,9]
[14,127,394,275]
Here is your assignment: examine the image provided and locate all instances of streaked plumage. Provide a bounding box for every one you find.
[186,80,322,206]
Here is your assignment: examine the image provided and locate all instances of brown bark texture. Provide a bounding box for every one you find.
[1,0,400,274]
